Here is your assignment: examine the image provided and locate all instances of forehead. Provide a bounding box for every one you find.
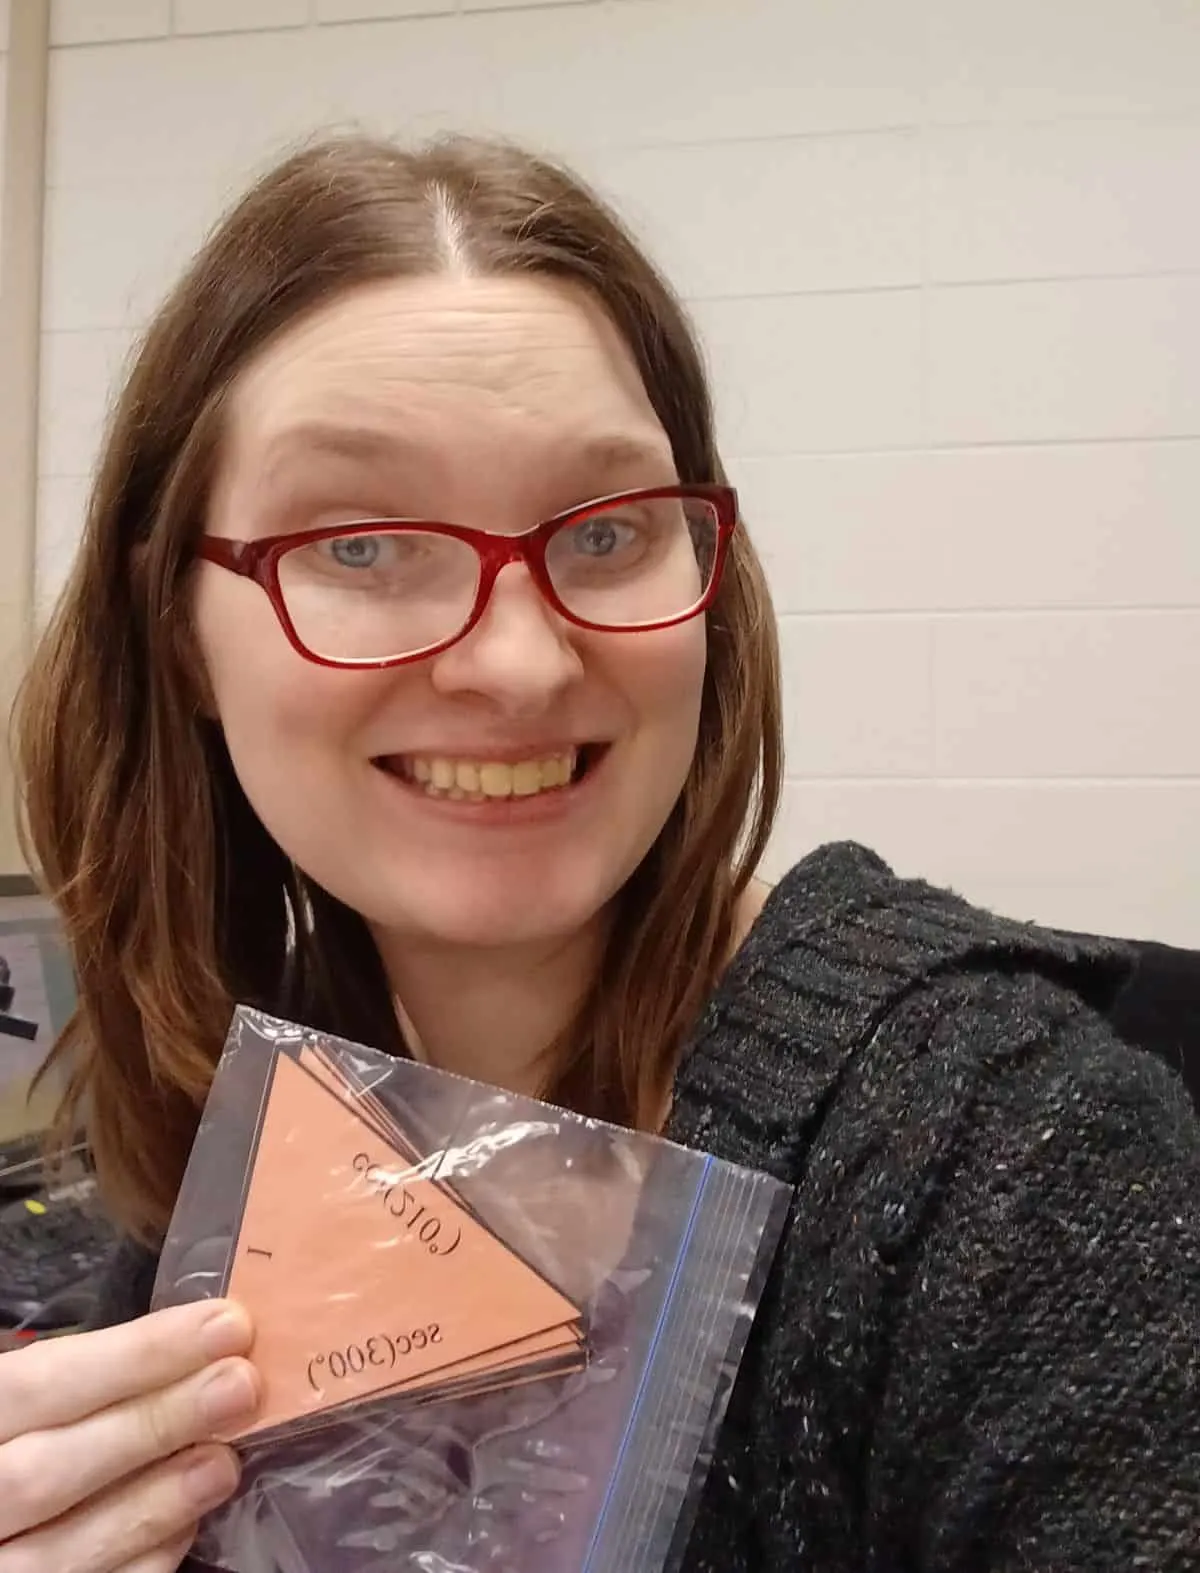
[225,272,670,469]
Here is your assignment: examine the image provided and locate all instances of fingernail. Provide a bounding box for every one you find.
[184,1447,240,1509]
[199,1303,251,1359]
[199,1361,259,1430]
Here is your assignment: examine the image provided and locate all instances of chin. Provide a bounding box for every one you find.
[349,857,624,953]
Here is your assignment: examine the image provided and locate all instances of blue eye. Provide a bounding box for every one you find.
[330,535,382,568]
[573,517,635,557]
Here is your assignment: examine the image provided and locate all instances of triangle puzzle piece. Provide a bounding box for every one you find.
[298,1047,433,1178]
[289,1045,585,1404]
[296,1045,512,1239]
[227,1052,583,1438]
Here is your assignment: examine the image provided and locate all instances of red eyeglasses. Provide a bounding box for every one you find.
[197,484,738,670]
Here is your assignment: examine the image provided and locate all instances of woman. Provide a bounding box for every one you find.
[5,135,1199,1573]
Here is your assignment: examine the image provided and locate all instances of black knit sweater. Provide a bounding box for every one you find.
[91,843,1200,1571]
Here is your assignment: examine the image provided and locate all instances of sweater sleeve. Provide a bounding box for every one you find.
[861,971,1200,1570]
[84,1236,161,1329]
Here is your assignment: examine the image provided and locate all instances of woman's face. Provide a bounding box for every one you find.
[194,273,708,951]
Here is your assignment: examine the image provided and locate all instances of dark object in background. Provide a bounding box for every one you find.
[0,949,39,1041]
[0,1172,115,1331]
[0,1131,49,1198]
[1109,939,1200,1115]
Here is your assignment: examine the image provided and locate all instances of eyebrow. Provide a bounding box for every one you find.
[261,423,409,475]
[259,422,674,481]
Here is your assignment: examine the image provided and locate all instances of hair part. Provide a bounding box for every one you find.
[14,133,782,1241]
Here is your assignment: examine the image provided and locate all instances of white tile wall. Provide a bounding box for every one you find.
[927,120,1200,284]
[50,0,169,47]
[933,612,1200,778]
[590,132,923,300]
[927,276,1200,446]
[446,0,924,152]
[316,0,453,18]
[42,176,227,331]
[15,0,1200,945]
[770,780,1200,944]
[38,327,136,479]
[47,27,320,188]
[462,0,594,10]
[778,615,935,778]
[736,442,1200,613]
[173,0,311,33]
[926,0,1200,125]
[34,473,91,620]
[0,45,6,248]
[699,291,924,456]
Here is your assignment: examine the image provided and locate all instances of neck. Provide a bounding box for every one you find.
[368,875,773,1109]
[370,919,609,1097]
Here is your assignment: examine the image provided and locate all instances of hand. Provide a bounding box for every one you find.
[0,1299,260,1573]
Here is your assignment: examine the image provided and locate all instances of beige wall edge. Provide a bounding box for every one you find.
[0,0,51,876]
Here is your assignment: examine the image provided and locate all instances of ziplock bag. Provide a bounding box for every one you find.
[153,1007,793,1573]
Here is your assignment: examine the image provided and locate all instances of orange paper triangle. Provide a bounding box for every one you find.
[292,1045,585,1391]
[227,1053,583,1438]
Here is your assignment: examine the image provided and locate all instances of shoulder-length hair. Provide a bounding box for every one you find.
[15,135,782,1240]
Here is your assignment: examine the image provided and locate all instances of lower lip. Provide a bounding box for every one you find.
[371,752,607,827]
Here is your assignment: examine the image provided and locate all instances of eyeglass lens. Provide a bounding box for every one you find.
[275,494,720,663]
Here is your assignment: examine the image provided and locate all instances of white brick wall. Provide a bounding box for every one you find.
[50,0,168,46]
[0,1,8,248]
[25,0,1200,946]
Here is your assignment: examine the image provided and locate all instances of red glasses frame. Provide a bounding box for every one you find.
[197,483,739,670]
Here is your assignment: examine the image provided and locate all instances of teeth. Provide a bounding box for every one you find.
[400,749,579,801]
[543,755,567,788]
[511,762,543,797]
[480,763,514,798]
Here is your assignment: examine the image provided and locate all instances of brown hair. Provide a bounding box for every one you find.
[14,134,782,1241]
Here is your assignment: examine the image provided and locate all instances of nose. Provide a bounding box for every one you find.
[428,562,584,713]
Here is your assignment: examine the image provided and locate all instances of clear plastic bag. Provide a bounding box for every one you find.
[153,1007,792,1573]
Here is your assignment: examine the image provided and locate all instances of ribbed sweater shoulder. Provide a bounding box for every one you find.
[669,841,1200,1572]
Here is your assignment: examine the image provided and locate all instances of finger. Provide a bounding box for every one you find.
[0,1446,237,1573]
[115,1527,199,1573]
[0,1301,251,1443]
[0,1357,259,1540]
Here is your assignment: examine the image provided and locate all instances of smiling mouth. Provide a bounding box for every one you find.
[373,745,606,803]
